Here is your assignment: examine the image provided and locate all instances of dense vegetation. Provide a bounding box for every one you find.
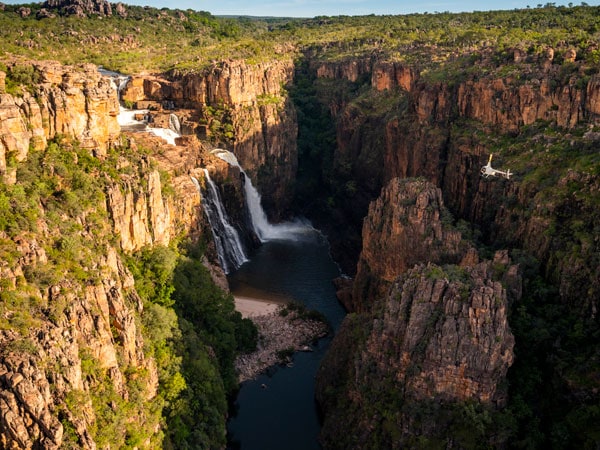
[127,243,257,448]
[470,120,600,447]
[1,3,599,73]
[507,251,600,448]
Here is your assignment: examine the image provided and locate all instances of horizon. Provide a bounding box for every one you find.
[1,0,598,18]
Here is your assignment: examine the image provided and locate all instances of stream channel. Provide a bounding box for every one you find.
[226,229,346,449]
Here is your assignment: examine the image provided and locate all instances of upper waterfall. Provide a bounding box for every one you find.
[210,149,312,242]
[98,67,181,145]
[169,113,181,134]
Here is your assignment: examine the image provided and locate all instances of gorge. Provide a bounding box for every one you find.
[1,2,600,449]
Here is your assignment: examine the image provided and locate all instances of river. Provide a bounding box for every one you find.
[226,229,346,450]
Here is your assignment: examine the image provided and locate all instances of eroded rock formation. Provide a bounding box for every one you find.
[317,255,519,449]
[316,178,520,448]
[42,0,120,17]
[308,51,599,314]
[0,60,217,449]
[0,60,119,183]
[0,245,159,449]
[352,178,466,312]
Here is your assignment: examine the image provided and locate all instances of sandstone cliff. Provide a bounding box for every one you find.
[103,134,204,253]
[0,60,119,184]
[42,0,125,17]
[121,59,298,218]
[0,60,235,449]
[306,50,599,315]
[0,238,160,448]
[317,255,518,449]
[352,178,466,312]
[316,178,520,449]
[301,48,598,448]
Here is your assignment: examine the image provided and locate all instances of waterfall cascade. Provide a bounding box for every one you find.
[169,113,181,134]
[193,173,248,274]
[211,149,312,242]
[99,67,181,145]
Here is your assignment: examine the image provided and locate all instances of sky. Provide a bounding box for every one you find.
[2,0,598,18]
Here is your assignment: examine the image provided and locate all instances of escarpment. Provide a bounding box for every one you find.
[304,46,598,448]
[120,59,298,219]
[0,58,255,449]
[316,178,520,448]
[351,178,466,312]
[317,255,518,449]
[302,49,599,313]
[0,225,161,448]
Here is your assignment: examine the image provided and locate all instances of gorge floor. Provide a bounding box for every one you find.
[226,230,345,449]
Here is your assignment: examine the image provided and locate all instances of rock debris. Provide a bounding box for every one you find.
[235,307,328,383]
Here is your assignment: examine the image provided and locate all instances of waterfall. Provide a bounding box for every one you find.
[99,67,130,95]
[210,148,312,242]
[98,66,181,145]
[193,172,248,274]
[169,113,181,134]
[147,127,180,146]
[146,113,181,145]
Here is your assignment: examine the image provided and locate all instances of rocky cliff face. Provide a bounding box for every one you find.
[316,178,520,449]
[0,60,230,449]
[42,0,126,17]
[0,241,160,449]
[121,59,298,218]
[317,255,518,449]
[309,51,599,313]
[0,51,271,447]
[106,169,173,252]
[311,57,372,83]
[351,178,466,312]
[0,60,119,183]
[306,49,599,448]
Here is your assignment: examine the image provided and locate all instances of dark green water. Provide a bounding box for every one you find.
[226,228,346,450]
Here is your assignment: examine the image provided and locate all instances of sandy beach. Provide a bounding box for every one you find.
[234,296,281,318]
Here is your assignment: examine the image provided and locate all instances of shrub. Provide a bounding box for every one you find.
[6,65,41,94]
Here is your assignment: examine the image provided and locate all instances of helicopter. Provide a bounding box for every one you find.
[480,154,511,179]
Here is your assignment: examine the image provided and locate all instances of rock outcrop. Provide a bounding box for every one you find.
[311,57,372,83]
[42,0,120,17]
[106,169,173,252]
[0,245,159,449]
[371,60,418,92]
[0,60,216,449]
[317,255,518,449]
[352,178,466,312]
[0,60,119,182]
[316,178,520,449]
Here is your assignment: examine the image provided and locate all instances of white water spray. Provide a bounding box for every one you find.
[210,148,313,242]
